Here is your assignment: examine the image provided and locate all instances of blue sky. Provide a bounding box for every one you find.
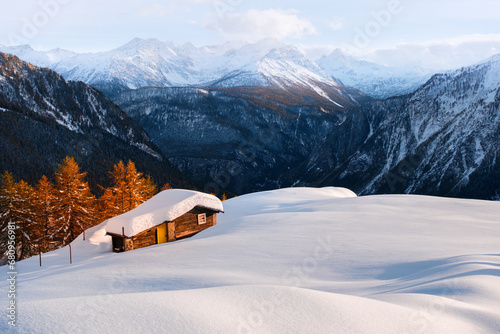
[1,0,500,67]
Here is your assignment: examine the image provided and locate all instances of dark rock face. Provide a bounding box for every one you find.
[113,86,369,196]
[114,56,500,200]
[0,53,186,190]
[301,56,500,200]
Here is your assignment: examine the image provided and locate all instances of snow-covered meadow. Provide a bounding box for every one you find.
[1,187,500,333]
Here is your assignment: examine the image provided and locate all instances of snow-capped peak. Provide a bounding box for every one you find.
[317,49,434,98]
[0,38,365,104]
[0,44,77,68]
[114,37,178,58]
[474,52,500,66]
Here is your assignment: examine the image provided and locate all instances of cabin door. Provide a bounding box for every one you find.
[112,236,124,252]
[157,223,167,244]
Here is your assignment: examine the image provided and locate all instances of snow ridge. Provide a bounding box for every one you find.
[3,187,500,333]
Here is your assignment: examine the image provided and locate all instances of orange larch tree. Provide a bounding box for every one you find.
[0,172,37,260]
[33,175,57,252]
[52,157,97,246]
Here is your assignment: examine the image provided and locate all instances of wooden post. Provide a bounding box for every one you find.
[122,227,125,252]
[69,244,72,264]
[83,230,86,241]
[39,243,42,267]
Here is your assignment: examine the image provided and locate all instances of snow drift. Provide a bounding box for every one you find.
[1,187,499,333]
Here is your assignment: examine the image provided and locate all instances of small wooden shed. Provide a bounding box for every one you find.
[105,189,224,253]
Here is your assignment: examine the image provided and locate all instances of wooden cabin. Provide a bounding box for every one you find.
[105,189,224,253]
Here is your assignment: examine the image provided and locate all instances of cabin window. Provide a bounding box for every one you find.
[197,213,206,225]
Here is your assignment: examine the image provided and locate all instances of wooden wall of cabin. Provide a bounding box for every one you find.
[173,207,217,240]
[111,235,134,252]
[113,206,219,252]
[124,238,134,251]
[131,227,157,250]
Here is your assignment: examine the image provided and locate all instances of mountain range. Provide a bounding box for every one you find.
[298,54,500,199]
[0,38,431,99]
[0,38,498,200]
[317,49,433,99]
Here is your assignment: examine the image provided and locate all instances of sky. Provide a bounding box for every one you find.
[1,0,500,69]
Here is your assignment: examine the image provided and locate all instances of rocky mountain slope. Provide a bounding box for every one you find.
[0,52,185,190]
[301,54,500,200]
[113,86,369,195]
[114,54,500,200]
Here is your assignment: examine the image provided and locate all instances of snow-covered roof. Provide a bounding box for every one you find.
[105,189,224,237]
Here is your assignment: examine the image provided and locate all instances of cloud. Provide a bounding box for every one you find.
[328,21,343,31]
[297,44,339,60]
[138,4,174,18]
[208,9,317,41]
[362,34,500,70]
